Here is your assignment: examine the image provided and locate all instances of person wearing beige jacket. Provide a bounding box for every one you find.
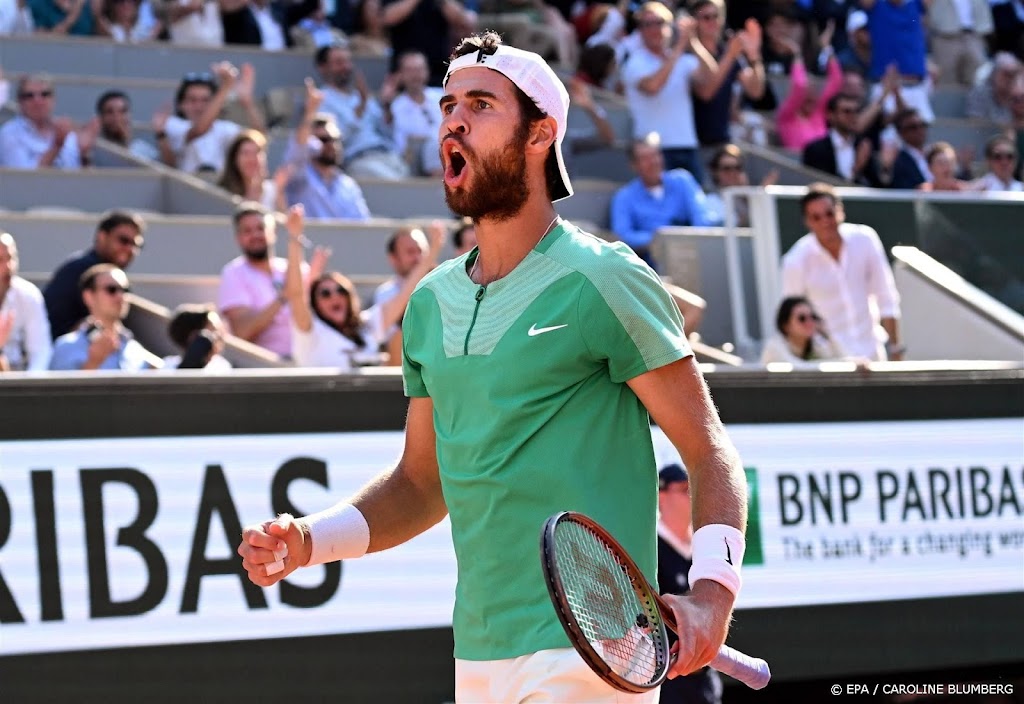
[928,0,993,85]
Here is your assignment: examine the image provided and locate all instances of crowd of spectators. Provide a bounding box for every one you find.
[1,0,1022,371]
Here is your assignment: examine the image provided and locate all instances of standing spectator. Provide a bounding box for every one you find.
[928,0,993,86]
[620,3,717,184]
[917,141,972,190]
[50,265,159,371]
[380,0,476,86]
[760,296,846,365]
[881,108,931,188]
[1010,78,1024,180]
[30,0,95,34]
[656,463,723,704]
[452,218,477,257]
[0,232,52,372]
[971,134,1023,190]
[389,50,445,177]
[781,183,903,361]
[219,0,262,45]
[988,0,1024,57]
[164,303,232,370]
[160,0,223,46]
[610,134,712,269]
[95,90,160,161]
[158,62,265,174]
[248,0,286,50]
[284,204,442,368]
[0,0,35,33]
[0,74,98,169]
[801,93,881,185]
[43,210,145,339]
[776,40,844,152]
[862,0,933,122]
[218,130,288,212]
[691,2,766,148]
[93,0,162,41]
[836,10,871,77]
[283,79,372,220]
[314,43,409,179]
[967,52,1022,124]
[218,203,305,358]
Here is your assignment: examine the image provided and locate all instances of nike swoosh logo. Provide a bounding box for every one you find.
[528,323,568,337]
[725,537,733,565]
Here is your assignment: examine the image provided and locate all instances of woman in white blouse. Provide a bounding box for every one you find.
[284,204,443,369]
[761,296,846,366]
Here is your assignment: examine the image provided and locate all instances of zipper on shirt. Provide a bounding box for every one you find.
[464,285,486,355]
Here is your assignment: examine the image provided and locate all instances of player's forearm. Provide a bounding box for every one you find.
[352,462,448,553]
[688,438,747,533]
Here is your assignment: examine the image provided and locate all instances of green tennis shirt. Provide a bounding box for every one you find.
[402,221,692,661]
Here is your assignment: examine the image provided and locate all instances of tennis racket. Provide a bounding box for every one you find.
[540,511,771,693]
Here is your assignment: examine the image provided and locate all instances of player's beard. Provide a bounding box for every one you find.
[244,246,269,262]
[443,124,530,222]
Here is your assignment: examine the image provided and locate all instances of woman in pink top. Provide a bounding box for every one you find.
[776,39,844,153]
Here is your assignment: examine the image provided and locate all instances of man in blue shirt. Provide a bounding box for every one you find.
[610,133,711,269]
[49,264,157,371]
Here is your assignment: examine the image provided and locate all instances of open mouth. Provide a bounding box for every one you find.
[443,140,469,188]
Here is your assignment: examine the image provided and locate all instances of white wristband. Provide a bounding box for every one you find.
[688,524,745,597]
[305,503,370,567]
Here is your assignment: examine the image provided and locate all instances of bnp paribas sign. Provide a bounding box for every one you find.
[652,418,1023,609]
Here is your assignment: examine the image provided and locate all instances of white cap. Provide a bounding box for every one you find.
[846,10,868,34]
[443,45,574,202]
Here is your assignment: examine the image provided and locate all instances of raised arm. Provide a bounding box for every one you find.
[378,221,444,330]
[284,204,314,333]
[185,62,237,142]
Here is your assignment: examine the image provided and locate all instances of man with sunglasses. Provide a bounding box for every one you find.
[0,73,98,169]
[973,135,1022,192]
[43,210,146,339]
[49,264,158,371]
[881,108,931,189]
[801,93,881,186]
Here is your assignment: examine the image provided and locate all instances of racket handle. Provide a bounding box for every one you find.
[711,644,771,690]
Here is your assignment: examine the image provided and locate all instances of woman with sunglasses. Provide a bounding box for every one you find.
[760,295,845,366]
[283,204,443,369]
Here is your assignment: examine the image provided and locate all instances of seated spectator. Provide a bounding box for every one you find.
[283,79,372,220]
[284,204,442,368]
[610,134,711,269]
[43,210,145,339]
[836,10,870,77]
[0,231,52,372]
[760,296,846,365]
[49,264,159,371]
[776,42,843,152]
[314,43,409,179]
[971,134,1023,191]
[217,202,305,358]
[801,93,881,186]
[0,0,35,33]
[452,218,477,257]
[704,144,776,227]
[691,2,767,148]
[95,90,160,161]
[0,73,98,169]
[928,0,992,86]
[388,50,444,177]
[575,42,619,91]
[880,108,931,189]
[290,0,347,47]
[218,130,288,212]
[94,0,162,41]
[30,0,95,34]
[373,222,440,361]
[164,303,232,370]
[917,141,972,191]
[157,62,265,174]
[967,53,1022,125]
[564,76,616,156]
[159,0,223,46]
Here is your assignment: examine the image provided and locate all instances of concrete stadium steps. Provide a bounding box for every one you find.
[1,211,458,279]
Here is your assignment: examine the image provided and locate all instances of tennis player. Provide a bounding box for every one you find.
[239,32,748,703]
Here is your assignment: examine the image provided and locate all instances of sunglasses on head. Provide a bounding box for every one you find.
[182,71,215,83]
[19,90,53,100]
[317,285,348,299]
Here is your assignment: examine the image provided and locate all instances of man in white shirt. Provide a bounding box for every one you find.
[0,0,34,34]
[781,183,903,361]
[0,231,52,372]
[0,74,97,169]
[388,49,444,176]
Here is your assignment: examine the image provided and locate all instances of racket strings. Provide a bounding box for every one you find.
[555,523,668,686]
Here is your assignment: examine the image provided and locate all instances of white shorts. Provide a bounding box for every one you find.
[455,647,662,704]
